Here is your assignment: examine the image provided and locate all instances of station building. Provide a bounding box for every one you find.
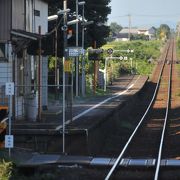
[0,0,49,121]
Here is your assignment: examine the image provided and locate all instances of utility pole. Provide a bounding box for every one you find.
[81,2,85,97]
[93,41,97,95]
[55,24,58,94]
[76,0,79,96]
[38,26,42,121]
[178,22,180,38]
[128,14,131,41]
[62,0,68,154]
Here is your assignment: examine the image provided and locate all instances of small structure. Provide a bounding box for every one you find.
[137,27,156,40]
[0,0,48,121]
[116,27,156,41]
[115,28,138,41]
[115,33,129,42]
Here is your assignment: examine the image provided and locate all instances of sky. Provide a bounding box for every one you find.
[108,0,180,28]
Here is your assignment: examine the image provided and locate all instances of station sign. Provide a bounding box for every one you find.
[5,135,14,148]
[5,82,14,96]
[65,47,84,57]
[64,60,72,72]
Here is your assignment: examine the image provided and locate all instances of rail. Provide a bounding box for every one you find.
[154,39,174,180]
[105,40,174,180]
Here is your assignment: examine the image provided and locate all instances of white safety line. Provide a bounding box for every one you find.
[56,76,141,130]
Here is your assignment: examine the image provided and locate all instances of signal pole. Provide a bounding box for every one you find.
[62,0,68,154]
[76,0,79,96]
[128,14,131,41]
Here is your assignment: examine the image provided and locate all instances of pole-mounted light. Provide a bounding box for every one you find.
[78,1,85,6]
[81,20,94,26]
[48,9,71,22]
[57,8,71,15]
[67,19,80,25]
[48,15,58,21]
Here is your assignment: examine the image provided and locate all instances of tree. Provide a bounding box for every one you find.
[157,24,171,40]
[47,0,111,57]
[110,22,122,35]
[84,0,111,47]
[107,22,122,42]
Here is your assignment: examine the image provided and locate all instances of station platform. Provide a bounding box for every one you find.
[8,75,149,155]
[1,74,150,168]
[12,75,148,135]
[63,75,148,131]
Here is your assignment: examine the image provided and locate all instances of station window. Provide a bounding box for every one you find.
[0,43,7,61]
[34,10,40,17]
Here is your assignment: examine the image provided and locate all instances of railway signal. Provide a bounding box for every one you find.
[106,48,134,54]
[88,48,104,60]
[127,49,134,53]
[107,48,113,55]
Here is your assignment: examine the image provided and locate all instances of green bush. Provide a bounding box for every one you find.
[176,38,180,59]
[0,160,12,180]
[102,40,162,77]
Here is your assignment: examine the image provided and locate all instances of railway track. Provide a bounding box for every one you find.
[10,40,180,180]
[105,39,178,180]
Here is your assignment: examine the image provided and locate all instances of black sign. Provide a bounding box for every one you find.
[88,49,104,61]
[107,48,113,55]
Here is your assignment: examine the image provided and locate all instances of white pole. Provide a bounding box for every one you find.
[62,57,65,153]
[8,95,12,157]
[81,4,85,97]
[104,58,107,92]
[128,14,131,41]
[9,42,12,157]
[76,0,79,96]
[131,58,133,74]
[62,0,67,154]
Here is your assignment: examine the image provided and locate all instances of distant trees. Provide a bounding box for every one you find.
[131,34,150,41]
[176,22,180,37]
[108,22,122,41]
[156,24,171,40]
[110,22,122,35]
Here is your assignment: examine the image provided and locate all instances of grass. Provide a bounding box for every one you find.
[135,59,154,75]
[85,85,111,97]
[176,64,180,71]
[102,40,162,78]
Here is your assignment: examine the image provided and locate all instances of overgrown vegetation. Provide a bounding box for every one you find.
[0,160,12,180]
[101,40,163,77]
[176,38,180,60]
[48,40,163,96]
[176,38,180,98]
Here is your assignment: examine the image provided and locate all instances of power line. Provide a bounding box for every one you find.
[133,13,180,17]
[110,13,180,19]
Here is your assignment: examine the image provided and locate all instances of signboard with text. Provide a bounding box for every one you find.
[64,60,72,72]
[5,83,14,96]
[65,47,84,57]
[5,135,14,148]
